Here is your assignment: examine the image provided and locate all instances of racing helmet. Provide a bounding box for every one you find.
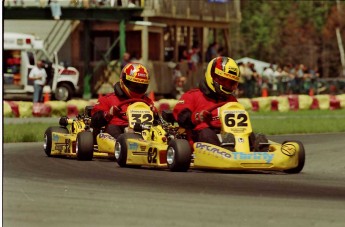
[120,63,150,98]
[205,56,241,98]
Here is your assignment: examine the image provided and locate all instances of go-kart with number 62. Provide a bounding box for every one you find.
[168,101,305,173]
[43,106,117,160]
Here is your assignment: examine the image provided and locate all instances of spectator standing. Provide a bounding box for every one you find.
[217,46,225,57]
[28,60,47,103]
[280,65,291,95]
[172,63,187,99]
[205,42,218,62]
[121,52,131,70]
[237,62,245,97]
[242,62,254,98]
[262,64,274,95]
[272,66,282,96]
[187,42,200,72]
[127,0,136,7]
[49,0,62,20]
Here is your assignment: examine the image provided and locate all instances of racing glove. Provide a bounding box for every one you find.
[192,110,212,124]
[104,105,121,121]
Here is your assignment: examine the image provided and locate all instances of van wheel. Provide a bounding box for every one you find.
[55,84,73,101]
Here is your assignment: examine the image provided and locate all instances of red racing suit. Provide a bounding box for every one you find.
[91,93,154,128]
[173,88,237,131]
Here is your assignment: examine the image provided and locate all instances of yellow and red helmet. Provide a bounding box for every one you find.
[205,56,241,97]
[120,63,150,98]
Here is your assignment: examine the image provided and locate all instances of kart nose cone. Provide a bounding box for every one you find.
[115,142,121,160]
[281,142,297,156]
[167,147,175,165]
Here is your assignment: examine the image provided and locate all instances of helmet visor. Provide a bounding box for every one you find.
[213,74,238,93]
[124,79,148,94]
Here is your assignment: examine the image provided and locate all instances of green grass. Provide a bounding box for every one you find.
[249,109,345,135]
[3,109,345,143]
[4,123,51,143]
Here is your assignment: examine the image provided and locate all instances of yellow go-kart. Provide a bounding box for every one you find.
[114,99,191,171]
[43,106,116,160]
[166,102,305,173]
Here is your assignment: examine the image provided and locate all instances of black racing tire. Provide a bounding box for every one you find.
[55,83,73,101]
[167,139,192,172]
[76,131,94,161]
[44,126,69,157]
[283,140,305,174]
[115,133,142,167]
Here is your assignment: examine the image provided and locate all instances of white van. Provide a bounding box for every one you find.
[3,32,80,101]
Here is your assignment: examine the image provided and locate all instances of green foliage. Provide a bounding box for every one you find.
[235,0,340,72]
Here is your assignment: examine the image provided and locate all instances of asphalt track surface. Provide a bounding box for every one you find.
[3,133,345,227]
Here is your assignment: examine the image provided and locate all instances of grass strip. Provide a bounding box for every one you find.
[3,109,345,143]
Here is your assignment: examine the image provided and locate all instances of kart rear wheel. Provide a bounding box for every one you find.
[115,133,142,167]
[283,140,305,174]
[44,126,69,157]
[76,131,94,161]
[167,139,192,172]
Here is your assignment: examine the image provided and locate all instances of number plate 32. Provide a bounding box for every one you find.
[127,102,154,128]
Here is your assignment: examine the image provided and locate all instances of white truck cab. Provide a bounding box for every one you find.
[3,32,80,101]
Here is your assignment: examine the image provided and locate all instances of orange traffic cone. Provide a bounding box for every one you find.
[309,88,314,97]
[262,88,268,97]
[148,91,155,102]
[44,92,51,103]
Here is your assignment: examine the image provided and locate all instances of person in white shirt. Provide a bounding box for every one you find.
[28,60,47,103]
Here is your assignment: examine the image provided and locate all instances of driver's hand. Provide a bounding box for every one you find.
[194,110,212,124]
[104,105,120,121]
[109,105,121,116]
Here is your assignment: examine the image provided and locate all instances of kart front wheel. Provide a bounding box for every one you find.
[44,126,69,157]
[115,133,142,167]
[76,131,94,161]
[167,139,192,172]
[283,140,305,174]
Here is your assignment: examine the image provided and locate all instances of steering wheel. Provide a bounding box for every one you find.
[115,98,153,121]
[205,102,227,128]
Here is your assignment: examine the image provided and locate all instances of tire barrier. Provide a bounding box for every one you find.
[3,95,344,118]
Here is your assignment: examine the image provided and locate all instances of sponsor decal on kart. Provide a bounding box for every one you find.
[129,142,139,151]
[232,152,274,163]
[99,133,116,141]
[195,142,231,159]
[140,145,146,151]
[54,140,69,153]
[53,134,59,141]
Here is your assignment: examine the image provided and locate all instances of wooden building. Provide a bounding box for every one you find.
[4,0,241,97]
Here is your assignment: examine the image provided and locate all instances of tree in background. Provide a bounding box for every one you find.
[231,0,343,78]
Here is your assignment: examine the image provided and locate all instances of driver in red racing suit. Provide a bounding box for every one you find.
[91,63,154,139]
[173,56,240,146]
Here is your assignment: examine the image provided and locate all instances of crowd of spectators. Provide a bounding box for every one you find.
[236,62,325,98]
